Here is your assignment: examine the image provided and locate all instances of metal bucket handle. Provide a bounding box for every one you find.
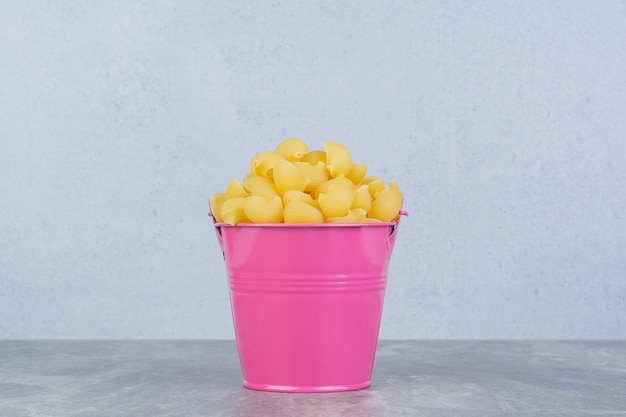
[387,210,408,259]
[208,210,226,257]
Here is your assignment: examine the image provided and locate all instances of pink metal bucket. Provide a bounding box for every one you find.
[210,213,405,392]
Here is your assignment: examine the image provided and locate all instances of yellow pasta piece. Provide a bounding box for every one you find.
[293,161,329,193]
[346,163,367,185]
[275,138,308,162]
[389,180,402,193]
[301,150,326,164]
[367,178,385,198]
[318,183,353,219]
[243,174,279,199]
[351,185,372,213]
[221,197,250,225]
[284,200,325,223]
[242,174,270,192]
[273,160,310,195]
[326,208,367,223]
[360,175,380,185]
[250,151,285,178]
[324,141,352,177]
[209,193,226,222]
[311,174,354,199]
[251,183,279,199]
[243,195,283,223]
[225,178,247,199]
[368,184,404,222]
[283,190,319,209]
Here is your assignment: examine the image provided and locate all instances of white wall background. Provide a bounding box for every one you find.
[1,0,625,340]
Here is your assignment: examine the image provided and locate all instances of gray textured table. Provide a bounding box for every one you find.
[1,341,625,416]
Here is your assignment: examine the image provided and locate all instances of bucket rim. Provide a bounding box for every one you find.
[212,221,396,228]
[209,210,407,228]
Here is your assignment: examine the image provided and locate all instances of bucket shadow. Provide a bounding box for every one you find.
[227,387,386,417]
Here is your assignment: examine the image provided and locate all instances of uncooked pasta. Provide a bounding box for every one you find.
[211,138,403,225]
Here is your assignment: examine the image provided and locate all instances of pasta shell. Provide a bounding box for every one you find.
[275,138,308,162]
[293,161,329,193]
[251,183,280,199]
[220,197,250,225]
[243,195,283,223]
[318,183,353,219]
[311,174,354,199]
[324,141,352,177]
[367,178,385,198]
[301,150,326,164]
[389,180,403,195]
[326,208,367,223]
[273,160,310,195]
[360,175,380,185]
[284,200,325,223]
[243,174,270,192]
[346,163,367,185]
[250,151,285,178]
[209,193,226,222]
[243,174,279,199]
[283,190,319,209]
[368,185,403,222]
[225,178,247,199]
[351,185,372,212]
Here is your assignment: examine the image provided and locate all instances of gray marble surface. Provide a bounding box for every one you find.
[1,340,625,416]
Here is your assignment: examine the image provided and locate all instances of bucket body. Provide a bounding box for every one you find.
[213,221,401,392]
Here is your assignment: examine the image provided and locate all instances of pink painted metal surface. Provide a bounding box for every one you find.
[211,214,405,392]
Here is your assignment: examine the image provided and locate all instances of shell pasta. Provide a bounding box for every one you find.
[211,138,403,225]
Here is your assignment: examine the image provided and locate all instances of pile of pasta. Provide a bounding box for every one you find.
[210,139,404,225]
